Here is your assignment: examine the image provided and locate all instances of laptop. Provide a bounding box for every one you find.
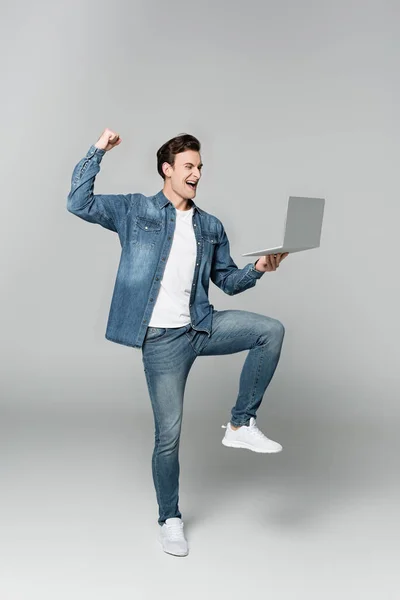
[242,196,325,257]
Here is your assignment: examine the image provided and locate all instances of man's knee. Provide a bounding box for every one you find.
[259,318,285,347]
[157,419,182,453]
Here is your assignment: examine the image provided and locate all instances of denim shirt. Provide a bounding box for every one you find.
[67,145,265,349]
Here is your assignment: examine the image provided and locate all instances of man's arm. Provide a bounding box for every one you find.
[67,131,133,233]
[210,225,265,296]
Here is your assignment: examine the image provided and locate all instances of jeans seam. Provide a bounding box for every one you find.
[144,368,164,517]
[198,330,251,354]
[240,343,265,422]
[184,330,201,356]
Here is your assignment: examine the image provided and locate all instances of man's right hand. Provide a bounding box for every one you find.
[94,128,122,152]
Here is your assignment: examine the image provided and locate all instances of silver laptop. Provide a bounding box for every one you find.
[242,196,325,257]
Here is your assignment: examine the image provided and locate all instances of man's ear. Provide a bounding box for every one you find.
[162,162,172,178]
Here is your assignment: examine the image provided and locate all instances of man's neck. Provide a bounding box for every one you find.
[162,186,193,211]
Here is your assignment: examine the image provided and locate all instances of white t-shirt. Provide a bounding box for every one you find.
[148,205,197,327]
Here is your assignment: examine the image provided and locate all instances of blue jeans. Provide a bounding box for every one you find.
[141,308,285,525]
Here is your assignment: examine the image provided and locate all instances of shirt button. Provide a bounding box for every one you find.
[196,263,199,266]
[155,277,159,281]
[197,242,200,245]
[170,218,174,221]
[168,236,171,240]
[162,257,166,261]
[145,226,148,229]
[150,298,153,302]
[194,224,196,227]
[143,319,147,323]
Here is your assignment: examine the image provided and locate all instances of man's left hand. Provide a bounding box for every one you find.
[254,252,289,272]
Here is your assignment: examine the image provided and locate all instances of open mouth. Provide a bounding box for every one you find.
[186,180,197,190]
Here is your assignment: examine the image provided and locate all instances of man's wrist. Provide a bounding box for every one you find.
[253,259,263,272]
[92,144,106,155]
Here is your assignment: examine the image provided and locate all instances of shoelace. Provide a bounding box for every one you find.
[221,421,268,439]
[164,522,185,541]
[248,422,269,439]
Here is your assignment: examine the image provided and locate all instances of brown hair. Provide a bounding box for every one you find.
[156,133,201,179]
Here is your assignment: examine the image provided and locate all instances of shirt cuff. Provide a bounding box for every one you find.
[247,261,265,279]
[86,144,106,162]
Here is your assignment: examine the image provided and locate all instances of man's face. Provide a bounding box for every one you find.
[163,150,203,200]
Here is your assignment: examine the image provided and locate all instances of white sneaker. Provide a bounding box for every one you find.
[221,417,282,453]
[159,517,189,556]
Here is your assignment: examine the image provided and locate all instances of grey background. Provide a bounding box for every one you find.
[1,1,399,598]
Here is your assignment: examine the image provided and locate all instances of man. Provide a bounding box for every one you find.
[67,129,289,557]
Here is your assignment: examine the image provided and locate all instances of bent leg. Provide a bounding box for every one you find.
[194,310,285,426]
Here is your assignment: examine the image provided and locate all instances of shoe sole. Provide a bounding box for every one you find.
[158,538,189,557]
[222,438,282,453]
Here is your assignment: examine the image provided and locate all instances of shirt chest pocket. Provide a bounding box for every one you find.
[201,231,219,258]
[131,216,162,246]
[201,230,219,261]
[201,230,218,245]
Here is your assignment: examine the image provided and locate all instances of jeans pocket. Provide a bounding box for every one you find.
[144,327,167,342]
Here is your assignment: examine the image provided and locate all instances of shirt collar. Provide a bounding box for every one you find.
[155,189,203,214]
